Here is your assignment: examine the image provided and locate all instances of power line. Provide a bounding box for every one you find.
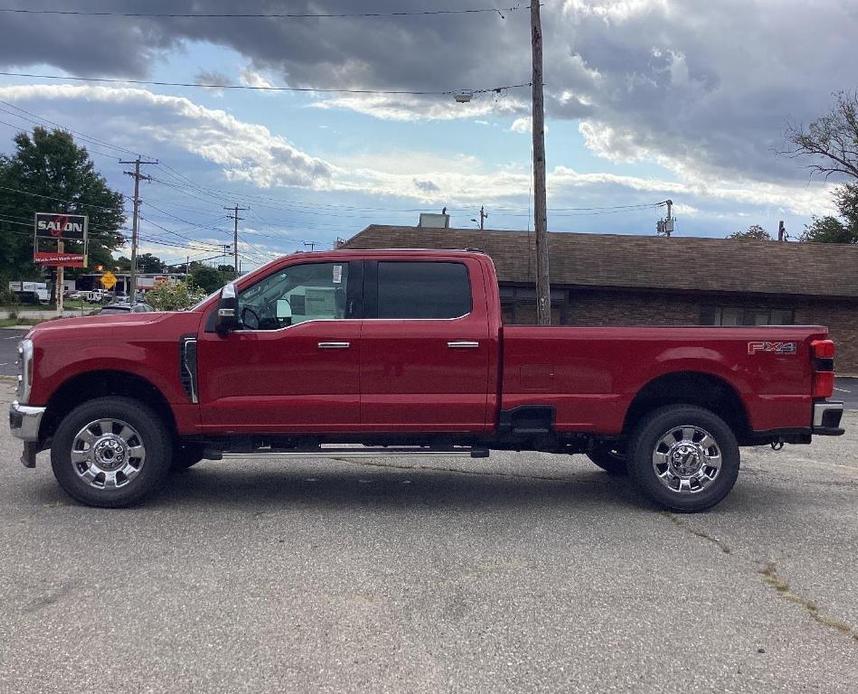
[0,71,531,96]
[0,98,139,157]
[0,5,525,19]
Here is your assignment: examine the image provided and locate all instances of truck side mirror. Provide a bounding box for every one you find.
[215,282,239,335]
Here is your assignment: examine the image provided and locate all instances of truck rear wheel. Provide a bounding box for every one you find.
[50,396,173,508]
[586,444,628,475]
[627,405,740,513]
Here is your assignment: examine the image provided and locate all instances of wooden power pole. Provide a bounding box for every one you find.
[531,0,551,324]
[121,156,157,304]
[225,204,248,276]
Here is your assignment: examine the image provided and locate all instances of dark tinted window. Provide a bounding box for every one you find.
[377,262,471,319]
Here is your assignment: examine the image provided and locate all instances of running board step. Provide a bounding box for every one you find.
[221,446,491,460]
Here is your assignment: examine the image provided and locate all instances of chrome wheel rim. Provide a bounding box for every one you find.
[71,418,146,489]
[651,425,721,494]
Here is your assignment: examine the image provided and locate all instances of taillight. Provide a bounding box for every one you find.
[811,339,835,399]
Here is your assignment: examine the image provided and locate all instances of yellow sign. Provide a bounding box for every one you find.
[101,271,117,290]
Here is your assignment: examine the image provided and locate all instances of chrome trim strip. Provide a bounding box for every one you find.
[17,338,33,404]
[317,341,350,349]
[447,340,480,348]
[230,312,472,336]
[9,400,45,442]
[181,337,199,404]
[813,401,843,427]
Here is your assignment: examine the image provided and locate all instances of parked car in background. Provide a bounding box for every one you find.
[97,301,154,315]
[9,281,49,304]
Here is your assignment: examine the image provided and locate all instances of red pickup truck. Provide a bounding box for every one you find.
[10,249,844,512]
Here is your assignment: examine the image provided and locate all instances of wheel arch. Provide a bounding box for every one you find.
[40,370,177,443]
[622,371,751,443]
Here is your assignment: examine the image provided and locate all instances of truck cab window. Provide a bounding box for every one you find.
[238,262,349,330]
[377,261,471,319]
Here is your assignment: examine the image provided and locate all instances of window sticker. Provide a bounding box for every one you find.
[332,264,343,284]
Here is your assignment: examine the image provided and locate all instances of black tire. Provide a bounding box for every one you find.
[627,405,740,513]
[50,396,173,508]
[586,443,628,475]
[172,444,205,472]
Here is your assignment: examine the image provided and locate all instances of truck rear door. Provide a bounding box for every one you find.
[359,258,491,432]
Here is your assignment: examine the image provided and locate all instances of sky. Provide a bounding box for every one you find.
[0,0,855,269]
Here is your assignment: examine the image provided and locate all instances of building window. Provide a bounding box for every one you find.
[700,306,794,326]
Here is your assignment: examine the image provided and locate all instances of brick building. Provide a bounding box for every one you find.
[343,225,858,375]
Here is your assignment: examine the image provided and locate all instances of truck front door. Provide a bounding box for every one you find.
[197,260,362,433]
[359,259,491,432]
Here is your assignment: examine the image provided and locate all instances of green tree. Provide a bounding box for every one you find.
[0,127,125,278]
[800,184,858,244]
[786,93,858,243]
[190,264,227,293]
[145,280,206,311]
[727,224,771,241]
[137,252,166,273]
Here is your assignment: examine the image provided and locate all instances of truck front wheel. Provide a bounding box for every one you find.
[50,396,173,508]
[627,405,740,513]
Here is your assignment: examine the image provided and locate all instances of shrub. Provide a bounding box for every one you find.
[145,280,207,311]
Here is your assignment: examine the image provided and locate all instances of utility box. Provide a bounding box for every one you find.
[418,213,450,229]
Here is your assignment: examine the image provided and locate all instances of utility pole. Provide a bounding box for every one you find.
[531,0,550,324]
[121,156,157,304]
[225,204,248,277]
[471,205,488,230]
[303,240,318,251]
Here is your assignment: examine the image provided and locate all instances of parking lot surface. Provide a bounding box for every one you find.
[1,384,856,692]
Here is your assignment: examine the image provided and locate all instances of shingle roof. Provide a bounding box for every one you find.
[342,225,858,299]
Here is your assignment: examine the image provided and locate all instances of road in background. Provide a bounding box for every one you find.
[0,328,27,377]
[834,377,858,410]
[1,385,856,693]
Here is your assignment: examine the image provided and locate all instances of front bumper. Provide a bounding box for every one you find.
[9,400,45,442]
[812,401,844,436]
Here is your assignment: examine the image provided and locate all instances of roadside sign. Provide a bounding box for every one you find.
[34,251,86,268]
[33,211,89,270]
[34,212,88,241]
[101,271,117,290]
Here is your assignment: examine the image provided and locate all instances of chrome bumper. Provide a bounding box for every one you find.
[812,401,844,436]
[9,400,45,442]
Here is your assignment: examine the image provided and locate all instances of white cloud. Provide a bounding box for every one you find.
[311,93,527,122]
[0,82,837,226]
[240,68,274,90]
[510,117,531,134]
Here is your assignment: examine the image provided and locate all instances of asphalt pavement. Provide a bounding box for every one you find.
[1,383,856,693]
[0,328,28,377]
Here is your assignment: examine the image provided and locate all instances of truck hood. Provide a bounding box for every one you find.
[27,310,203,341]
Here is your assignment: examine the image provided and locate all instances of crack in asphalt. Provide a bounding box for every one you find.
[760,562,858,644]
[663,512,858,646]
[661,512,732,553]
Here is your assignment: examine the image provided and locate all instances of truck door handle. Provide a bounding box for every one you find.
[447,341,479,349]
[317,341,350,349]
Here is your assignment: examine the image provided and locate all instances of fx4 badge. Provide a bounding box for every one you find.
[748,341,797,355]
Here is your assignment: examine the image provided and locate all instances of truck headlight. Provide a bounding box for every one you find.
[16,339,34,404]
